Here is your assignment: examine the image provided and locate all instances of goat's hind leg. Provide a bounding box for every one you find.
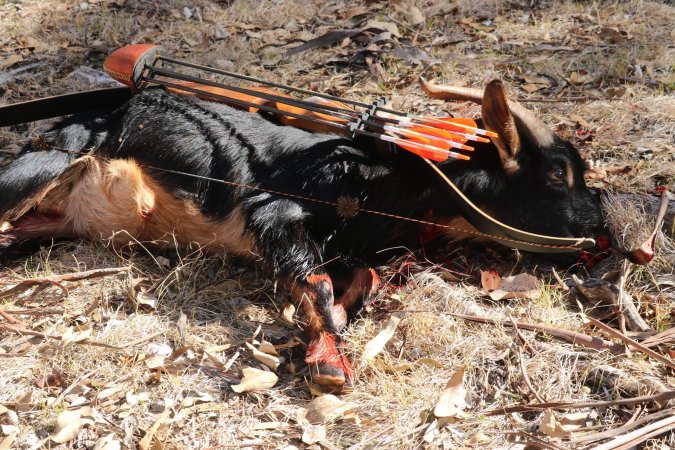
[0,211,74,263]
[0,150,76,262]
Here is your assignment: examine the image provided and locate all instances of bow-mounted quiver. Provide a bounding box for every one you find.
[2,43,597,253]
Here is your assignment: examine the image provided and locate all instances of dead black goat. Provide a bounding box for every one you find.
[0,79,604,393]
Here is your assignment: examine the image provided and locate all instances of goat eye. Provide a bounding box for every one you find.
[549,167,565,184]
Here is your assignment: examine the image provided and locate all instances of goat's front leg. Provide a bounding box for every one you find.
[283,273,354,392]
[248,197,353,392]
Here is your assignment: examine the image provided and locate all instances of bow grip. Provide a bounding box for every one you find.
[103,44,161,92]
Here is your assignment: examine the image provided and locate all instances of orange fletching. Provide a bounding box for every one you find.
[396,140,448,162]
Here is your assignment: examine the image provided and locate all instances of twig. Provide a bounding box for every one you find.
[617,76,664,87]
[0,267,129,299]
[0,309,23,325]
[592,414,675,450]
[584,317,675,370]
[444,312,623,354]
[517,96,598,103]
[121,331,165,349]
[0,324,119,349]
[617,261,630,336]
[516,348,545,404]
[641,327,675,348]
[138,400,173,450]
[511,318,546,403]
[481,390,675,416]
[510,316,537,355]
[573,407,675,444]
[50,370,97,409]
[3,307,64,316]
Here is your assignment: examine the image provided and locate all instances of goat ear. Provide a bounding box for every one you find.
[481,80,521,175]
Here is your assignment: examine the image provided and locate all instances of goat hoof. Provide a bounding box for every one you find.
[305,331,354,394]
[309,361,354,394]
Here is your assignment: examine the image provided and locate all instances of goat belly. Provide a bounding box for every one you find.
[21,155,257,256]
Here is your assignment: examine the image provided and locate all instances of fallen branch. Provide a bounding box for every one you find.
[0,267,129,299]
[573,407,675,444]
[0,309,23,325]
[510,317,546,403]
[481,390,675,416]
[446,312,623,354]
[2,307,64,316]
[584,317,675,370]
[0,324,119,349]
[592,414,675,450]
[641,327,675,348]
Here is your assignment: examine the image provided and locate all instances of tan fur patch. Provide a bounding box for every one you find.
[36,157,258,256]
[441,216,485,241]
[565,163,574,189]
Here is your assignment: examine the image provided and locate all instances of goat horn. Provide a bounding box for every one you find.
[419,78,555,148]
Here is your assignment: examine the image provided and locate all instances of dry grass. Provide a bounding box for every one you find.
[1,0,675,449]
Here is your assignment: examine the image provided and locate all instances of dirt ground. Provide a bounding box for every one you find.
[1,0,674,449]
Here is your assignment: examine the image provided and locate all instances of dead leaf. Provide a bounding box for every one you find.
[365,20,401,37]
[433,367,469,418]
[539,409,569,438]
[281,301,296,323]
[423,419,439,443]
[35,367,66,389]
[50,410,83,443]
[306,394,353,424]
[0,54,22,70]
[522,83,547,93]
[96,384,125,401]
[392,0,425,25]
[61,326,93,346]
[432,32,472,46]
[16,36,50,52]
[246,342,284,371]
[13,392,32,412]
[489,273,541,300]
[569,70,595,85]
[301,424,326,445]
[258,340,277,356]
[145,354,166,369]
[569,114,592,129]
[136,291,158,310]
[480,270,501,291]
[0,433,17,450]
[392,46,439,65]
[466,432,490,445]
[93,433,122,450]
[338,6,369,20]
[139,400,173,450]
[125,390,150,406]
[214,24,230,41]
[180,392,216,408]
[363,311,405,361]
[231,367,278,393]
[521,74,551,85]
[0,425,19,436]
